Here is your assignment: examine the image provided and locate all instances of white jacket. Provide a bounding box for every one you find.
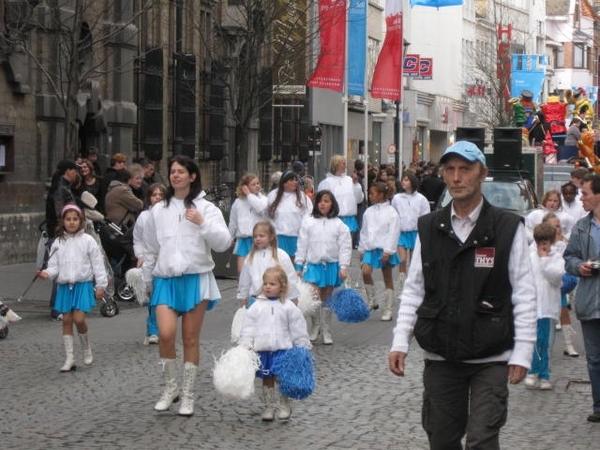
[266,190,312,237]
[238,295,311,351]
[525,207,575,241]
[228,193,268,239]
[133,209,151,259]
[529,242,564,320]
[237,247,300,301]
[358,202,401,255]
[295,216,352,268]
[142,193,232,283]
[317,173,364,216]
[45,230,108,289]
[391,191,431,232]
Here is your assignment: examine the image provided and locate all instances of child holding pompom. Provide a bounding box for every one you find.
[295,189,352,345]
[238,266,312,421]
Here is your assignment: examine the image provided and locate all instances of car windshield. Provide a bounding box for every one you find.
[438,181,533,212]
[544,165,572,192]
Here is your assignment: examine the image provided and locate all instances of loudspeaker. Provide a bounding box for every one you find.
[493,127,522,170]
[456,127,485,151]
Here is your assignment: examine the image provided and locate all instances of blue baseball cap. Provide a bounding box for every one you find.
[440,141,486,166]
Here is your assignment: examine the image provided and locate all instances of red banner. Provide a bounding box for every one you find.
[371,1,403,100]
[306,0,347,92]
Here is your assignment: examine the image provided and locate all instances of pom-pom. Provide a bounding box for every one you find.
[213,346,261,400]
[125,268,148,305]
[272,347,315,400]
[325,287,370,323]
[230,307,246,344]
[561,273,578,295]
[296,280,321,317]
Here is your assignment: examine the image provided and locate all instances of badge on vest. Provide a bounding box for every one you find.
[474,248,495,268]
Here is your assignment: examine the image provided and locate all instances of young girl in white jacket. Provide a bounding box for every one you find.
[237,221,299,307]
[295,190,352,344]
[142,155,231,417]
[359,180,401,321]
[238,266,311,421]
[228,173,268,274]
[38,204,107,372]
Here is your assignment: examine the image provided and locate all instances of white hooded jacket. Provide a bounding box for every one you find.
[358,202,401,255]
[317,173,364,216]
[228,193,268,238]
[295,216,352,268]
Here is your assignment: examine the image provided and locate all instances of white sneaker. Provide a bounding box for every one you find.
[539,379,553,390]
[148,335,159,344]
[524,374,538,388]
[556,322,562,331]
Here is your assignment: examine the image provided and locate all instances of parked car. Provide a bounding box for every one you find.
[436,176,538,216]
[543,163,573,193]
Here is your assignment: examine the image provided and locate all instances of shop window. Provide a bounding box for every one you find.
[0,124,15,173]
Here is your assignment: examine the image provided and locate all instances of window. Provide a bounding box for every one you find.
[555,46,564,68]
[574,43,586,69]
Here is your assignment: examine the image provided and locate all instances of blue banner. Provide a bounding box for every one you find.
[511,54,547,104]
[347,0,367,96]
[410,0,463,7]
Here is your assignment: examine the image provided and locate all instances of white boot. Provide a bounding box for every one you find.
[380,289,395,322]
[277,392,292,420]
[321,307,333,345]
[60,335,76,372]
[79,333,93,365]
[563,324,579,357]
[308,307,321,342]
[261,385,275,421]
[154,358,179,411]
[178,362,198,416]
[365,284,378,310]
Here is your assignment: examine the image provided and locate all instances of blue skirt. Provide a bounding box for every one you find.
[233,237,253,257]
[398,230,418,249]
[362,249,401,269]
[278,235,298,258]
[54,281,96,314]
[340,216,359,232]
[256,349,287,379]
[150,274,216,314]
[303,262,343,288]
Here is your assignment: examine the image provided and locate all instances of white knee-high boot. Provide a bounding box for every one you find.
[308,307,321,342]
[365,284,378,310]
[60,335,76,372]
[380,289,395,322]
[78,333,93,365]
[154,358,179,411]
[261,385,275,421]
[277,391,292,420]
[321,307,333,345]
[563,324,579,357]
[178,362,198,416]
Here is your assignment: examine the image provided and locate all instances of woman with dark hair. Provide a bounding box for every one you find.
[142,155,231,417]
[295,190,352,344]
[80,158,102,200]
[267,170,313,259]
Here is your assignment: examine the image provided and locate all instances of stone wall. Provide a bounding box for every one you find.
[0,211,45,265]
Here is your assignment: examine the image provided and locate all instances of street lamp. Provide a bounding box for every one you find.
[394,39,411,178]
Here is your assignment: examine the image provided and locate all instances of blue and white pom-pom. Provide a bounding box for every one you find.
[125,267,148,306]
[213,346,261,400]
[272,346,315,400]
[325,287,370,323]
[296,280,321,317]
[230,307,247,344]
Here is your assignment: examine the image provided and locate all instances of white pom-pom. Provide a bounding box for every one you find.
[125,268,148,305]
[213,346,261,400]
[296,280,321,317]
[230,307,246,344]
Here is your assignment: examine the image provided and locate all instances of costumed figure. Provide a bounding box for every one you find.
[566,87,594,130]
[541,91,568,141]
[577,131,600,173]
[510,90,536,127]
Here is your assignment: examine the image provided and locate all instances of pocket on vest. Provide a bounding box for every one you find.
[471,297,514,357]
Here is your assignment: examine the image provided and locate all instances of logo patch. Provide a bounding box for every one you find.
[474,248,495,268]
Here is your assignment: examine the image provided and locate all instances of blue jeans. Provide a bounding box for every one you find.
[581,319,600,413]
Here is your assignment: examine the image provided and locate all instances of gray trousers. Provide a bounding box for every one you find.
[422,360,509,450]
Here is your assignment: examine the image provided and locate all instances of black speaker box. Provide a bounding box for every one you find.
[493,127,522,170]
[456,127,485,151]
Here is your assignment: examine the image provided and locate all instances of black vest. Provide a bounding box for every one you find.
[414,200,521,361]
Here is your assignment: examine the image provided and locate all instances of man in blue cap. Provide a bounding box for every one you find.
[389,141,537,449]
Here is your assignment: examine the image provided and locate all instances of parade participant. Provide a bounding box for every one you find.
[228,173,268,275]
[358,180,401,321]
[564,173,600,422]
[525,189,575,241]
[37,204,107,372]
[389,141,537,448]
[132,182,167,345]
[142,155,231,416]
[238,266,312,421]
[237,221,299,308]
[391,171,430,291]
[566,87,594,129]
[295,190,352,344]
[267,170,312,259]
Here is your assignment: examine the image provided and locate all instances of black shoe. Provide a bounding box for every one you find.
[587,412,600,423]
